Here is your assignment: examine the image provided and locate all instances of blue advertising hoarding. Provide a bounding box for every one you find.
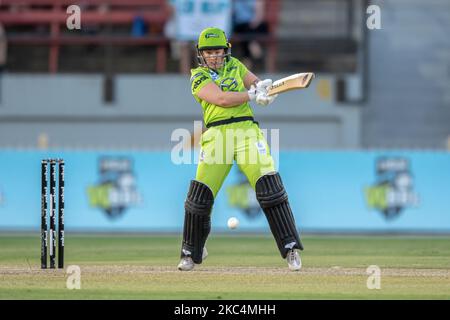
[0,150,449,232]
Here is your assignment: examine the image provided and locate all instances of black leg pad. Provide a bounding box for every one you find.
[256,173,304,258]
[181,180,214,264]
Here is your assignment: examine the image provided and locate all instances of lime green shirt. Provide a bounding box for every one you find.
[190,57,254,126]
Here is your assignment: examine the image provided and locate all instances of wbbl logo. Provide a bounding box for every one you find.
[365,157,419,219]
[87,157,142,219]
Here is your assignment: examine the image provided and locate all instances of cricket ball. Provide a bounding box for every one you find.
[227,217,239,229]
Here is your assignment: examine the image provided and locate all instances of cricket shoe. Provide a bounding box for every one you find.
[286,249,302,271]
[177,256,195,271]
[177,247,208,271]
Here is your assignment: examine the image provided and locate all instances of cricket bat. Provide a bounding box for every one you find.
[267,72,315,96]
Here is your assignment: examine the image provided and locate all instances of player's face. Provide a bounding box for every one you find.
[202,49,226,70]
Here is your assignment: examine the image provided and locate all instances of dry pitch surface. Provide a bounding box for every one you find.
[0,235,449,299]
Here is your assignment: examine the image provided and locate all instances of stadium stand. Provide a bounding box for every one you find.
[0,0,172,73]
[230,0,281,73]
[276,0,362,73]
[0,0,282,73]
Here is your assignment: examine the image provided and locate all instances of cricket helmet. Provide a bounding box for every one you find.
[196,27,232,68]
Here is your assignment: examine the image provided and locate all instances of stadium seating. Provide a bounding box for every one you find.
[0,0,281,73]
[0,0,172,73]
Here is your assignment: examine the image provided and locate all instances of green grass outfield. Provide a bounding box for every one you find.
[0,234,449,299]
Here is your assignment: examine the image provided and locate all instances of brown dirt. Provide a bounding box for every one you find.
[1,265,449,277]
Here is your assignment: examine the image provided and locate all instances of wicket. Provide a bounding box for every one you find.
[41,158,64,269]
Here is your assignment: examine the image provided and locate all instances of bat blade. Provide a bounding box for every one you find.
[267,72,315,96]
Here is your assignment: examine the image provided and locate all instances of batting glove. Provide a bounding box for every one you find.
[256,79,273,94]
[256,91,278,106]
[247,85,258,101]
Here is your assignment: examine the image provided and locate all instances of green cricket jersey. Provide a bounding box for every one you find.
[190,57,254,126]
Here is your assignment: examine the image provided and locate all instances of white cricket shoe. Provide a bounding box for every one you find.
[177,256,194,271]
[177,247,208,271]
[202,246,208,260]
[286,249,302,271]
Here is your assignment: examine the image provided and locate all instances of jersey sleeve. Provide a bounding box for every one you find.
[236,58,249,79]
[190,70,212,96]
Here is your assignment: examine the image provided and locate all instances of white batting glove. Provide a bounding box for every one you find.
[256,91,278,106]
[255,79,273,94]
[247,84,258,101]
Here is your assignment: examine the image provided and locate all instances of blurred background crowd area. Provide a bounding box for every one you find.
[0,0,364,74]
[0,0,449,150]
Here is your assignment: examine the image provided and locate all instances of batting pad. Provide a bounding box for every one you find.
[181,180,214,264]
[256,173,304,258]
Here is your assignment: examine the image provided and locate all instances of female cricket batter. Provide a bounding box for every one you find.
[178,27,303,271]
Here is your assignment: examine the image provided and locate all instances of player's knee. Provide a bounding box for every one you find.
[184,180,214,215]
[255,172,288,208]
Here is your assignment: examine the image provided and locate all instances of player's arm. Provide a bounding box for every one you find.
[243,71,260,90]
[244,70,273,96]
[196,82,255,108]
